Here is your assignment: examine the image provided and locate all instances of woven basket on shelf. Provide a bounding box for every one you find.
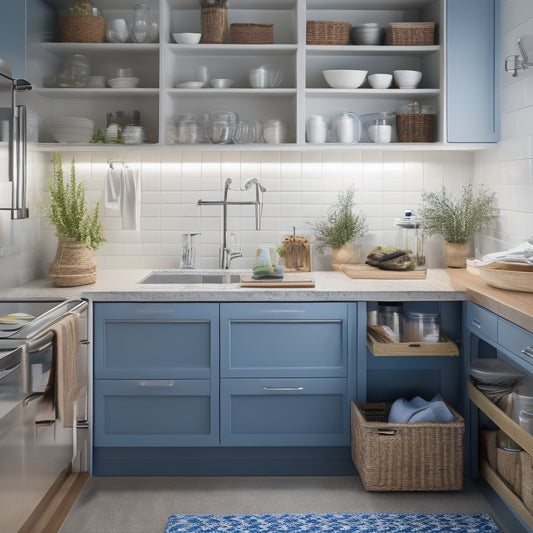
[521,451,533,513]
[386,22,436,46]
[351,401,464,491]
[306,20,351,45]
[58,14,106,43]
[49,236,96,287]
[200,7,228,44]
[230,23,273,44]
[396,113,436,143]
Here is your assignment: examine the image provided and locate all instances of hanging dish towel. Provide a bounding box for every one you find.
[105,165,122,211]
[44,313,79,427]
[121,166,140,230]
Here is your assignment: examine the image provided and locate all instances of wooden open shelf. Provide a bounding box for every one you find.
[469,382,533,530]
[367,327,459,357]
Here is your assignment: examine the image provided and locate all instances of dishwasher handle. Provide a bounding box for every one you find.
[0,346,22,381]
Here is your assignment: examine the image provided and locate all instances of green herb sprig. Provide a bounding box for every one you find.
[44,153,106,250]
[310,185,367,253]
[418,184,498,244]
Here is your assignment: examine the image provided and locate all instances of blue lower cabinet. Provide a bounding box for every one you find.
[220,378,349,446]
[94,379,218,446]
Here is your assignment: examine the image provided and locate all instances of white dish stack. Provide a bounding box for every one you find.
[48,117,94,143]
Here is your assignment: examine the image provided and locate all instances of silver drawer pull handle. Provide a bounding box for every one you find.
[521,346,533,358]
[471,319,482,329]
[139,380,175,387]
[261,386,304,391]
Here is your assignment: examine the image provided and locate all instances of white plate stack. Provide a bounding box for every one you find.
[107,77,140,88]
[49,117,94,143]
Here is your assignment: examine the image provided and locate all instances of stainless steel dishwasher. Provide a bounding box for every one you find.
[0,298,88,532]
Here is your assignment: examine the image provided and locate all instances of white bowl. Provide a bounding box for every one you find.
[210,78,233,88]
[107,77,140,89]
[368,73,392,89]
[322,70,367,89]
[176,81,205,89]
[173,32,201,44]
[393,69,422,89]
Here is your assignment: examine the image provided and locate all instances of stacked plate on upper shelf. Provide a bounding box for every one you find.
[49,117,94,143]
[108,77,140,89]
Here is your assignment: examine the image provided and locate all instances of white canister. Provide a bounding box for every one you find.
[368,120,392,143]
[263,119,288,144]
[335,112,356,143]
[306,115,327,143]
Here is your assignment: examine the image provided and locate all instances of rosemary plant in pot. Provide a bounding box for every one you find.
[418,183,498,268]
[310,185,367,270]
[45,153,105,286]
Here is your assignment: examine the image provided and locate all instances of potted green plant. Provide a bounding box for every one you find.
[44,153,105,286]
[418,183,498,268]
[310,185,367,270]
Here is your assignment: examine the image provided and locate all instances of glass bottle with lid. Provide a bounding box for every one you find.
[394,210,426,269]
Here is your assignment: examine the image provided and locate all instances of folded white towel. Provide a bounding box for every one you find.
[120,166,140,230]
[478,239,533,265]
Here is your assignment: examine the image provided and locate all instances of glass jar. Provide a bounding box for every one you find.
[377,302,403,341]
[130,3,152,43]
[394,210,426,269]
[56,54,90,88]
[306,115,327,143]
[368,118,392,143]
[262,119,288,144]
[403,311,440,343]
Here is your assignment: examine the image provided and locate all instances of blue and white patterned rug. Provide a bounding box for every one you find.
[164,512,501,532]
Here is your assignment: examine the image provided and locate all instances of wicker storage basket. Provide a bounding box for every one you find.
[49,236,96,287]
[521,451,533,513]
[386,22,436,46]
[396,113,436,143]
[351,401,464,491]
[497,447,522,497]
[200,7,228,44]
[306,21,351,45]
[58,14,106,43]
[230,23,273,44]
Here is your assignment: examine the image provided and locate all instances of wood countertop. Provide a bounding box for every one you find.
[447,268,533,333]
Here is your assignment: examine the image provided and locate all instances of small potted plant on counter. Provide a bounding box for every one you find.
[310,185,367,270]
[44,153,106,287]
[418,183,498,268]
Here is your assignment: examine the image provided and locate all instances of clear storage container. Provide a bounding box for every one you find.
[403,311,440,343]
[394,210,426,270]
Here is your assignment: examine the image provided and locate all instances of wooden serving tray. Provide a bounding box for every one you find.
[341,264,427,279]
[239,273,315,288]
[367,327,459,356]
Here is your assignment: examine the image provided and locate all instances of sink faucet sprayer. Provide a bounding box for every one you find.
[197,178,267,269]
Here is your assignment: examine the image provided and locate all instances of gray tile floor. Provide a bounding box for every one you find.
[58,476,510,533]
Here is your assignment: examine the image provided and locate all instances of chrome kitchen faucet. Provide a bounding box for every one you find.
[198,178,266,269]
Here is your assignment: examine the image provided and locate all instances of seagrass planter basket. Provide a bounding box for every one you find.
[385,22,436,46]
[200,7,228,43]
[396,113,436,143]
[230,23,273,44]
[49,236,96,287]
[306,20,351,45]
[58,14,106,43]
[351,401,464,491]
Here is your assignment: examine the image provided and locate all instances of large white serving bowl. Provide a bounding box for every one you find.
[322,69,368,89]
[49,117,94,143]
[173,32,201,44]
[393,69,422,89]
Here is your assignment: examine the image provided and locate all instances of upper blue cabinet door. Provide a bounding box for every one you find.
[446,0,500,143]
[0,0,26,78]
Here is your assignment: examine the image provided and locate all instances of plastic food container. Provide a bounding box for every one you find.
[403,311,440,342]
[377,302,403,341]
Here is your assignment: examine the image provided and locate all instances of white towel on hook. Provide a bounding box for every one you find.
[120,166,140,230]
[105,166,122,210]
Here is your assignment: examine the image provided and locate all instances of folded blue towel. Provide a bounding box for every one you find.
[388,394,454,424]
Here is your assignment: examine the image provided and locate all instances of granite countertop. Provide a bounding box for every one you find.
[1,268,531,332]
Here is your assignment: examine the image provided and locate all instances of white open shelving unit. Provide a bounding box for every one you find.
[25,0,493,151]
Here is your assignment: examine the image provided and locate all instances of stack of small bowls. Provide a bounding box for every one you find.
[49,117,94,143]
[350,23,384,45]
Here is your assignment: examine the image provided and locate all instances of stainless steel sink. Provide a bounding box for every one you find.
[138,270,241,285]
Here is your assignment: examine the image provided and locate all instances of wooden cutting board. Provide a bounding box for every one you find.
[341,264,427,279]
[240,273,315,288]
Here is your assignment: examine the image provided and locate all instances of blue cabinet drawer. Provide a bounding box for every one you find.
[220,303,349,377]
[94,303,219,379]
[94,379,218,447]
[498,319,533,369]
[220,378,349,446]
[467,303,498,343]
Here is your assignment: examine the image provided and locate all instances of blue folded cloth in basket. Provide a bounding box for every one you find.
[388,394,454,423]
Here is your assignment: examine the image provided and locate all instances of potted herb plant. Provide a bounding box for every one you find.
[310,185,367,270]
[418,183,498,268]
[45,153,105,286]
